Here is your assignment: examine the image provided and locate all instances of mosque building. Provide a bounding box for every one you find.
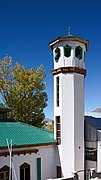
[0,31,101,180]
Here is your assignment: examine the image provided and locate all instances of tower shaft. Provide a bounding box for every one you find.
[49,35,89,179]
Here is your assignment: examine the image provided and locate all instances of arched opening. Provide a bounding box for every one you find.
[20,163,30,180]
[75,46,82,60]
[0,165,9,180]
[64,44,71,58]
[55,47,60,62]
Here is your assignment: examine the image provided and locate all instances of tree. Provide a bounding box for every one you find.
[0,55,48,127]
[46,123,54,132]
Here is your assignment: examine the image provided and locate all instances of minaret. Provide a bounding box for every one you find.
[49,30,89,179]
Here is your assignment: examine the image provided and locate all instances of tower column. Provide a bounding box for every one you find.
[49,35,89,180]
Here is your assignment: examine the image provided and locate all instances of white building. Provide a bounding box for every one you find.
[85,115,101,179]
[0,105,57,180]
[0,32,101,180]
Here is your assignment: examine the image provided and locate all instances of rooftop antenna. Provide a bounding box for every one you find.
[6,138,18,180]
[68,26,71,36]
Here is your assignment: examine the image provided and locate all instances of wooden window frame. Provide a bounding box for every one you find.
[20,163,30,180]
[0,112,7,119]
[56,116,61,144]
[0,165,9,180]
[57,166,61,178]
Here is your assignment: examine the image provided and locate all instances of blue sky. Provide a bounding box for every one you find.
[0,0,101,119]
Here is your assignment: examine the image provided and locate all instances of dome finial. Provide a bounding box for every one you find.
[68,26,71,36]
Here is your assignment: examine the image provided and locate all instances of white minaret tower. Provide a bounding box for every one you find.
[49,29,89,179]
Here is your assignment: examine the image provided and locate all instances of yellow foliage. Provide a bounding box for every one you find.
[0,55,48,127]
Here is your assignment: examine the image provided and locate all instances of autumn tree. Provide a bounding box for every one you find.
[46,123,54,132]
[0,55,48,127]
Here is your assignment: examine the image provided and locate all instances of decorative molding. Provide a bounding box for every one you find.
[49,36,89,51]
[0,149,39,157]
[20,162,30,169]
[52,67,86,77]
[0,142,57,151]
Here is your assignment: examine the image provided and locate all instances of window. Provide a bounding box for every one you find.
[56,116,61,144]
[37,158,41,180]
[57,166,61,178]
[20,163,30,180]
[0,112,7,120]
[55,47,60,62]
[56,76,59,107]
[85,148,97,161]
[75,46,82,60]
[0,165,9,180]
[64,45,71,58]
[3,112,7,119]
[0,113,3,119]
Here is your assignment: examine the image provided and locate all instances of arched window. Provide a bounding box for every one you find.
[0,165,9,180]
[54,47,60,62]
[64,45,71,58]
[20,163,30,180]
[75,46,82,60]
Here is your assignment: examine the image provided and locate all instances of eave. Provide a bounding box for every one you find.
[49,36,89,51]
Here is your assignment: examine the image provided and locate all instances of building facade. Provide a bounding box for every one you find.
[0,32,101,180]
[0,105,57,180]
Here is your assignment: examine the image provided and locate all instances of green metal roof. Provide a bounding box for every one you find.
[0,105,12,112]
[0,118,16,122]
[0,121,56,148]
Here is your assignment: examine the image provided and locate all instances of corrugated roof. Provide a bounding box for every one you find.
[85,112,101,118]
[85,116,101,130]
[0,121,56,148]
[0,105,12,112]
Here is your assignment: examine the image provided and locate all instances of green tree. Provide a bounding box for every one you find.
[0,55,48,127]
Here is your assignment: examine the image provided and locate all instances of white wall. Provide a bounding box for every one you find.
[97,141,101,172]
[53,41,86,70]
[54,73,84,179]
[86,160,96,170]
[0,145,58,180]
[74,74,84,174]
